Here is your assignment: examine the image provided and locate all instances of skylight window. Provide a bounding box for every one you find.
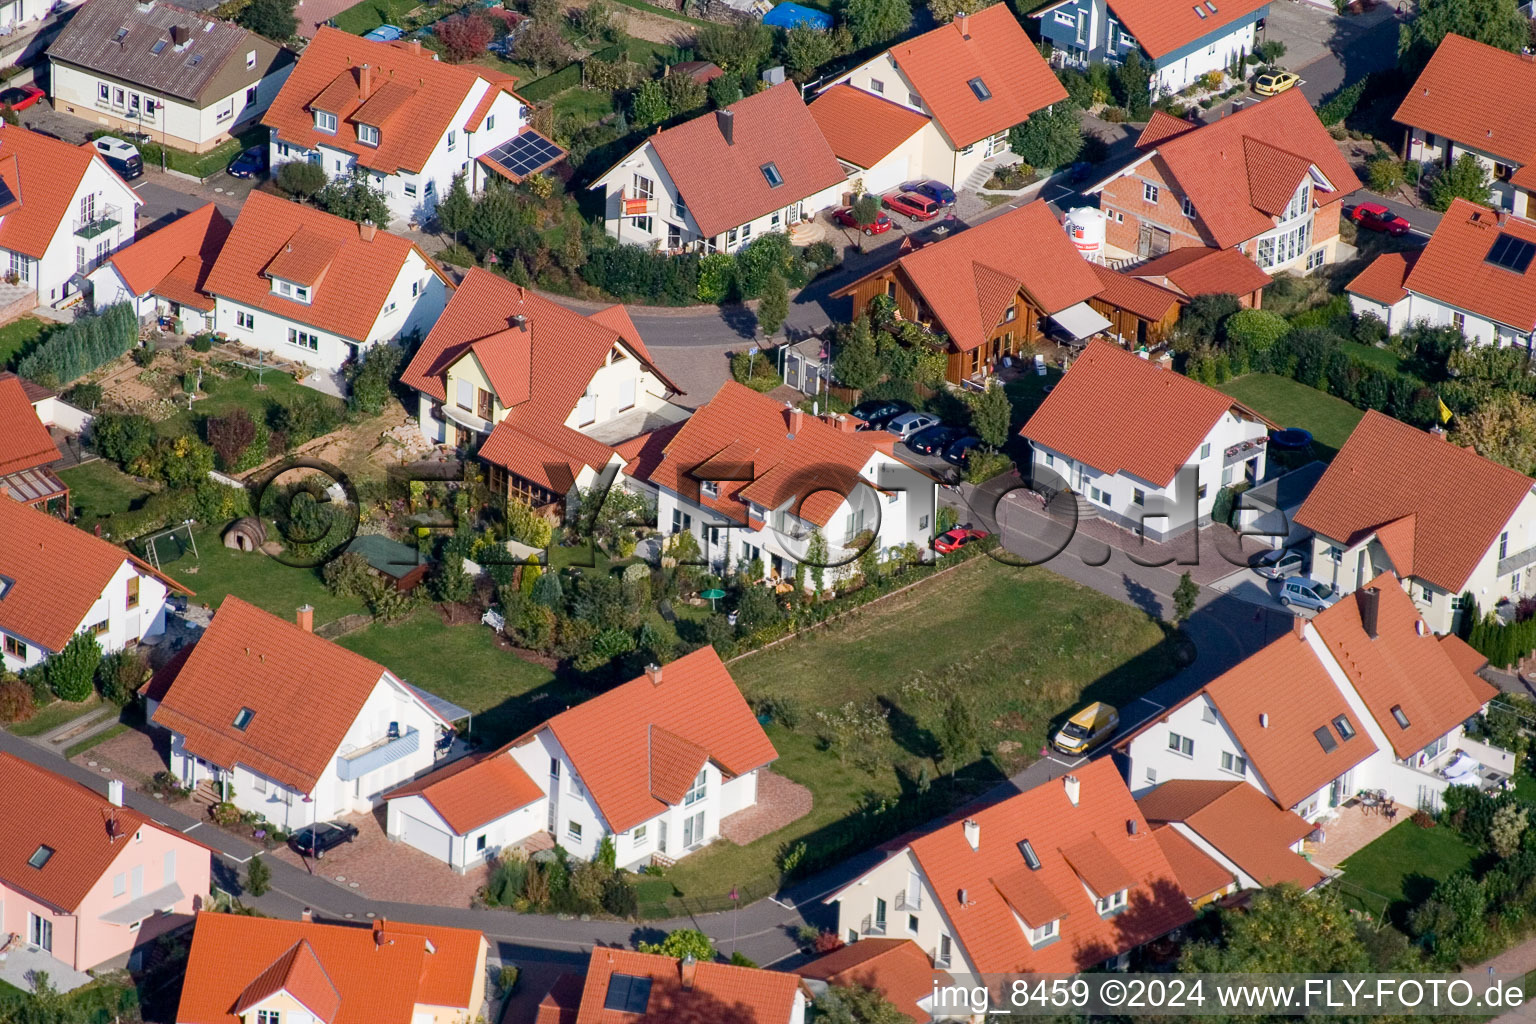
[760,162,783,188]
[28,845,53,869]
[1332,715,1355,741]
[1205,1,1217,11]
[1390,705,1411,729]
[1193,4,1207,16]
[1017,839,1041,870]
[113,26,128,41]
[151,38,167,54]
[233,707,255,731]
[1486,233,1536,274]
[186,53,202,67]
[1313,726,1337,753]
[967,77,992,100]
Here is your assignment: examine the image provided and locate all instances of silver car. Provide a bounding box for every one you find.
[1255,549,1307,580]
[1279,577,1339,611]
[886,412,938,440]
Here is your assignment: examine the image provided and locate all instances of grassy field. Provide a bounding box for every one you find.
[154,525,369,626]
[1217,373,1364,460]
[553,88,614,123]
[1338,340,1408,375]
[58,461,155,536]
[0,316,56,370]
[157,368,346,441]
[1338,820,1480,925]
[1004,365,1064,428]
[657,557,1177,902]
[332,0,416,35]
[11,697,104,737]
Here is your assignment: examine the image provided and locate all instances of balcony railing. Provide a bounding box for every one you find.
[896,890,922,911]
[336,727,419,780]
[1223,436,1267,467]
[932,945,951,969]
[861,914,887,936]
[1497,543,1536,577]
[74,205,121,240]
[622,192,656,217]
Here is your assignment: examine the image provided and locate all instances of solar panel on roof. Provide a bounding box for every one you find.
[483,132,564,179]
[1487,232,1536,274]
[603,974,652,1013]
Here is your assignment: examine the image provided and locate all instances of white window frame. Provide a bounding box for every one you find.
[1168,732,1193,757]
[313,109,337,133]
[1143,181,1159,204]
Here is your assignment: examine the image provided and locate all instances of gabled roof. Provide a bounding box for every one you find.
[1149,823,1234,903]
[798,939,942,1023]
[899,757,1192,972]
[0,753,172,912]
[1135,110,1201,148]
[263,27,518,176]
[1090,263,1182,322]
[884,4,1066,150]
[1345,248,1419,307]
[1020,338,1267,487]
[176,913,485,1024]
[204,190,445,341]
[1096,0,1271,61]
[1116,90,1361,249]
[0,373,60,475]
[1398,199,1536,330]
[1311,574,1499,758]
[1293,409,1536,592]
[1393,34,1536,177]
[513,646,776,834]
[808,84,931,170]
[0,495,187,652]
[382,745,543,834]
[631,380,896,528]
[833,201,1102,352]
[568,946,800,1024]
[642,82,845,240]
[0,126,139,260]
[151,596,440,792]
[1137,780,1324,890]
[1132,245,1274,298]
[106,203,231,313]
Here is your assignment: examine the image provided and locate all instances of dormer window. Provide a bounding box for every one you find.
[273,279,311,304]
[1028,919,1058,946]
[314,109,337,133]
[357,123,379,146]
[1096,889,1127,916]
[702,481,719,499]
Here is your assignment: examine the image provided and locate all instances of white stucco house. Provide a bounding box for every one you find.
[88,202,230,331]
[263,27,564,226]
[1021,338,1271,540]
[384,646,777,873]
[0,494,184,673]
[202,189,450,374]
[145,597,466,831]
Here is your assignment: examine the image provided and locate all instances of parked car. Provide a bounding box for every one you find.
[289,821,359,859]
[1052,701,1119,756]
[906,424,965,455]
[831,205,892,236]
[850,398,911,429]
[1347,201,1412,237]
[0,84,44,112]
[226,146,267,179]
[93,137,142,180]
[1254,548,1308,579]
[1279,577,1339,611]
[362,23,404,40]
[886,411,939,439]
[900,179,957,207]
[882,191,942,222]
[944,435,984,466]
[933,525,989,554]
[1253,70,1300,95]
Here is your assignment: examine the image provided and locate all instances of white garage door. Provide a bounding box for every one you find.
[400,813,453,863]
[866,155,911,196]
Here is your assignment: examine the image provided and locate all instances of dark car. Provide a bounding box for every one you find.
[900,179,957,207]
[289,821,359,859]
[944,434,983,466]
[850,398,911,430]
[1347,201,1412,237]
[226,145,267,179]
[882,191,942,222]
[906,423,965,455]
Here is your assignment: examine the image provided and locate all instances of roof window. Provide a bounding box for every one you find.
[151,38,167,54]
[1332,715,1355,741]
[1205,1,1217,10]
[233,707,255,731]
[1017,839,1041,870]
[1193,4,1207,16]
[967,77,992,100]
[113,26,128,41]
[186,53,202,67]
[760,162,783,188]
[28,845,54,869]
[1313,726,1337,753]
[603,974,652,1014]
[1390,704,1411,729]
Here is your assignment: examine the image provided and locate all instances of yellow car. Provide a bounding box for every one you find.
[1052,702,1120,757]
[1254,70,1300,96]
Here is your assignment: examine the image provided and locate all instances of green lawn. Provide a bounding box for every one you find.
[657,557,1177,903]
[1338,340,1407,376]
[10,697,104,737]
[332,0,416,35]
[0,316,57,370]
[1217,373,1364,460]
[552,88,614,124]
[1338,820,1480,925]
[58,461,155,536]
[158,368,346,441]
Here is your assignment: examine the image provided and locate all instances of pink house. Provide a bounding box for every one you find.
[0,753,211,974]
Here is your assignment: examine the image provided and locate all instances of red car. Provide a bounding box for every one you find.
[0,85,43,112]
[831,206,892,235]
[882,190,942,222]
[933,526,989,553]
[1348,201,1412,237]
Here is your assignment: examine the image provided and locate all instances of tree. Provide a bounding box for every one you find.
[1174,292,1241,351]
[1181,884,1373,975]
[781,24,839,80]
[966,380,1010,447]
[630,79,671,128]
[815,984,911,1024]
[275,160,327,200]
[432,553,475,603]
[1491,802,1528,858]
[1452,392,1536,474]
[1399,0,1527,73]
[756,271,789,337]
[314,173,390,225]
[834,317,882,391]
[696,21,773,72]
[1429,152,1493,211]
[637,928,716,960]
[1007,103,1083,170]
[935,693,980,775]
[844,0,911,49]
[805,527,828,595]
[661,71,707,117]
[927,0,987,21]
[708,74,742,109]
[245,854,272,897]
[576,0,620,42]
[346,342,402,415]
[437,172,473,242]
[1173,571,1198,623]
[237,0,296,40]
[436,12,493,61]
[207,408,258,471]
[1114,51,1152,118]
[514,20,571,72]
[46,632,101,702]
[851,193,882,227]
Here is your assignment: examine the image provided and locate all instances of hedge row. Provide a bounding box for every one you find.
[520,61,583,101]
[17,303,137,388]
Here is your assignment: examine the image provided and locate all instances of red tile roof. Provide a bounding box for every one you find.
[1440,632,1491,680]
[382,745,543,834]
[1137,780,1324,889]
[1150,823,1234,903]
[512,646,776,834]
[570,946,800,1024]
[808,84,931,170]
[884,5,1066,150]
[631,380,896,528]
[1126,90,1361,249]
[644,82,845,240]
[177,912,485,1024]
[1096,0,1270,60]
[1400,199,1536,329]
[0,753,185,912]
[1091,263,1182,322]
[1135,110,1201,148]
[798,939,942,1023]
[1393,34,1536,172]
[0,373,60,475]
[106,203,231,313]
[204,191,448,341]
[151,595,444,792]
[1020,338,1265,487]
[1132,245,1274,298]
[1294,409,1536,593]
[0,495,187,652]
[1311,574,1499,758]
[0,370,53,403]
[263,27,519,176]
[536,974,585,1024]
[833,201,1102,352]
[1345,249,1419,306]
[611,420,685,483]
[0,125,134,259]
[901,757,1192,973]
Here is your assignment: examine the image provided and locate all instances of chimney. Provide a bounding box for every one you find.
[301,907,313,923]
[359,220,377,243]
[1126,818,1138,836]
[1359,587,1380,639]
[1063,773,1080,807]
[645,662,662,686]
[410,38,422,55]
[296,604,314,632]
[359,63,372,98]
[680,953,697,990]
[1292,615,1305,639]
[786,405,803,438]
[962,818,980,851]
[169,24,186,44]
[1260,713,1270,728]
[957,11,969,37]
[373,918,392,947]
[715,108,735,146]
[108,779,123,807]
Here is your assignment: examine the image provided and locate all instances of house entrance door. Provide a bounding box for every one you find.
[658,820,668,854]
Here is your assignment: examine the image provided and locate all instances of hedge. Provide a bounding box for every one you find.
[1315,74,1368,127]
[17,303,136,387]
[520,61,583,101]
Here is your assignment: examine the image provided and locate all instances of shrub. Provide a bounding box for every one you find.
[17,303,136,388]
[432,553,475,603]
[697,252,736,304]
[637,928,715,960]
[207,408,258,472]
[1412,809,1436,828]
[1366,156,1403,193]
[96,650,148,705]
[245,854,271,897]
[92,411,156,466]
[730,350,779,392]
[1315,75,1367,127]
[64,381,103,410]
[190,333,214,353]
[436,12,493,61]
[275,160,327,200]
[497,966,520,996]
[346,343,401,415]
[47,632,102,702]
[0,678,34,723]
[323,551,374,597]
